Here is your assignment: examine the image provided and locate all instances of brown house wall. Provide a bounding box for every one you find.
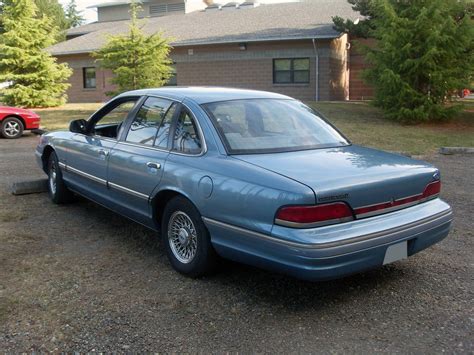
[58,54,115,103]
[57,38,351,103]
[348,38,374,100]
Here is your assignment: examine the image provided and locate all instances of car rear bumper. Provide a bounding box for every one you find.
[203,198,453,281]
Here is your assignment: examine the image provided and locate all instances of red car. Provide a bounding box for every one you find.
[0,106,41,139]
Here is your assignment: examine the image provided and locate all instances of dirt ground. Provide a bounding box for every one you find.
[0,135,473,352]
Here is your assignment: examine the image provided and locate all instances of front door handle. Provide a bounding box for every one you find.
[98,149,109,159]
[146,162,161,170]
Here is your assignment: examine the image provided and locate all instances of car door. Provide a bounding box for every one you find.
[63,97,140,202]
[106,96,178,226]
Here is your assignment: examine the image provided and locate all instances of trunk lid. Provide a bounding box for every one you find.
[234,145,439,217]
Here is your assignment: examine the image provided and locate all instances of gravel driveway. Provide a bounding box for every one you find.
[0,135,472,352]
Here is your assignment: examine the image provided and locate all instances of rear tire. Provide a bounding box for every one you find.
[1,117,24,139]
[162,196,217,277]
[47,151,74,204]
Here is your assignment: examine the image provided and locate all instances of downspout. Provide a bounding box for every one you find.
[312,38,320,101]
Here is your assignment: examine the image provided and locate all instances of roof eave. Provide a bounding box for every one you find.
[50,33,343,56]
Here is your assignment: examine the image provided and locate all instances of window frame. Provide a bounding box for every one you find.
[124,96,175,148]
[169,103,207,156]
[272,58,310,85]
[83,67,97,89]
[87,96,142,139]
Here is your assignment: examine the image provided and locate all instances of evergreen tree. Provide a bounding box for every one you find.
[1,0,69,40]
[333,0,375,38]
[36,0,69,32]
[93,2,172,96]
[334,0,474,123]
[0,0,9,33]
[65,0,84,28]
[0,0,72,107]
[364,0,473,123]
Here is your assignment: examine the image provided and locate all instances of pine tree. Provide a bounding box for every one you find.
[93,2,172,96]
[333,0,375,38]
[2,0,69,39]
[65,0,84,28]
[0,0,72,107]
[363,0,474,123]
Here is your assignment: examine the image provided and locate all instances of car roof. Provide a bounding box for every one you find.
[117,87,294,104]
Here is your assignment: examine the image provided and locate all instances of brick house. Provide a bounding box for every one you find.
[48,0,372,103]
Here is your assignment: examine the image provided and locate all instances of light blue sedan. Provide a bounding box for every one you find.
[36,87,453,281]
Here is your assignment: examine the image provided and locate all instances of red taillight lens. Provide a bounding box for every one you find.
[423,180,441,198]
[275,202,354,227]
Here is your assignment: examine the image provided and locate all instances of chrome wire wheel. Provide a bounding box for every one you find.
[4,120,21,137]
[49,162,57,196]
[168,211,198,264]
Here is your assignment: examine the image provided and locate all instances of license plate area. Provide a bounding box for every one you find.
[383,241,408,265]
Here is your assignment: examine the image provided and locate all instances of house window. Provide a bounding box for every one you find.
[83,67,96,89]
[273,58,310,84]
[165,64,177,86]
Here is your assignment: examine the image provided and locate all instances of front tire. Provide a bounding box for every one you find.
[1,117,24,139]
[47,152,74,204]
[162,196,217,277]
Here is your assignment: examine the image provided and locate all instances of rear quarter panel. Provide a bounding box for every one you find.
[159,151,316,235]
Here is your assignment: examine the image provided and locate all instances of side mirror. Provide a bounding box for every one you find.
[69,119,87,134]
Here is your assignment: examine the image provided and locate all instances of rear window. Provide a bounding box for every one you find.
[202,99,349,154]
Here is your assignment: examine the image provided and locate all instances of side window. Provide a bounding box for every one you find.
[93,99,137,138]
[155,102,177,149]
[173,108,202,154]
[126,97,172,146]
[98,100,137,126]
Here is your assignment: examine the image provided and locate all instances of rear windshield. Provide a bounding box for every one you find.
[202,99,349,154]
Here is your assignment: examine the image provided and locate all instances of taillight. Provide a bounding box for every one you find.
[423,180,441,199]
[275,202,354,228]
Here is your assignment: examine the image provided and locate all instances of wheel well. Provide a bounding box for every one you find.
[41,146,55,173]
[151,190,185,228]
[3,115,25,129]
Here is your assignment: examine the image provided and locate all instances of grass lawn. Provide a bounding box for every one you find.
[309,100,474,155]
[35,100,474,156]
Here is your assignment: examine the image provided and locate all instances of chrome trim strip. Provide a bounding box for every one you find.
[356,201,420,219]
[58,162,66,169]
[275,216,354,229]
[118,140,170,153]
[357,192,422,210]
[108,181,149,200]
[202,208,452,250]
[356,195,439,219]
[91,135,117,143]
[66,165,107,185]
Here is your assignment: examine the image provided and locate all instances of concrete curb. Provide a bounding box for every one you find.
[10,179,48,195]
[439,147,474,155]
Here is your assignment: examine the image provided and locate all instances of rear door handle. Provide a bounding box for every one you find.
[147,162,161,170]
